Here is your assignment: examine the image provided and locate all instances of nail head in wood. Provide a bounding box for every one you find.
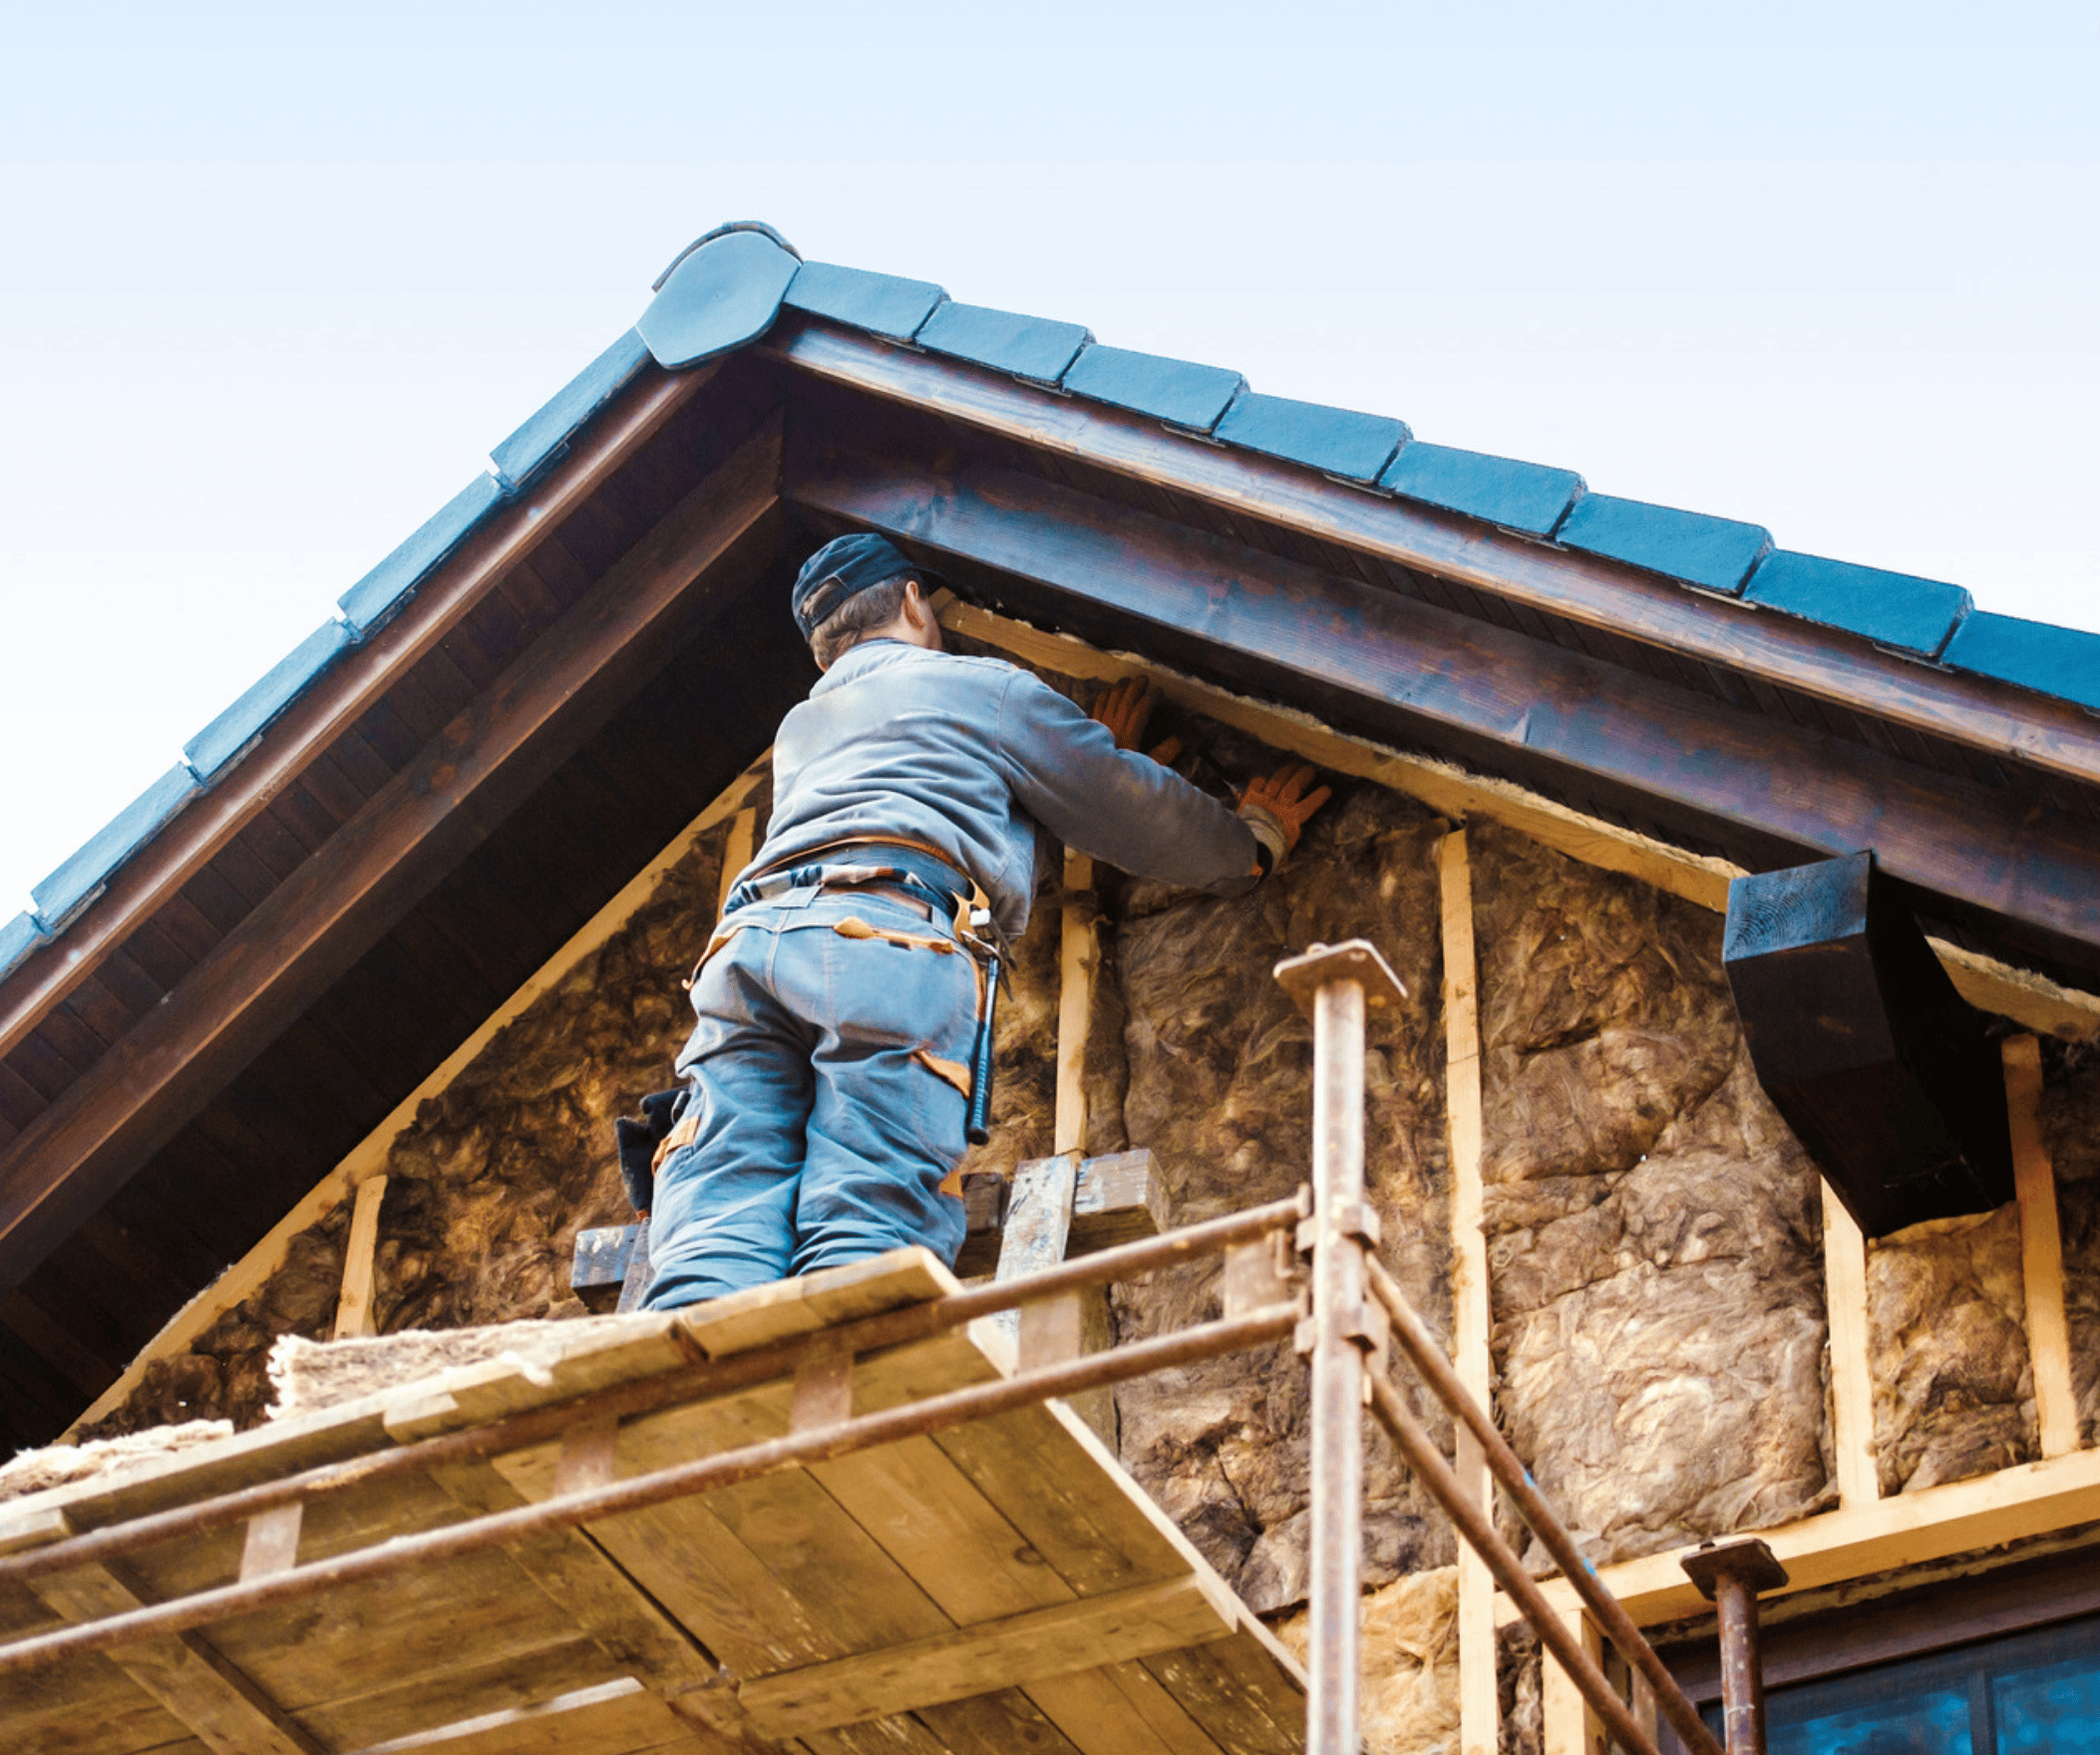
[1272,938,1408,1017]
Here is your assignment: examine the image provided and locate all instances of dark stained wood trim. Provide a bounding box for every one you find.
[0,364,716,1069]
[1659,1542,2100,1716]
[767,321,2100,796]
[787,444,2100,971]
[0,417,783,1294]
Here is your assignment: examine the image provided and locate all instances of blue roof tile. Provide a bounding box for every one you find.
[1214,393,1408,484]
[337,473,505,634]
[638,226,801,371]
[491,329,652,493]
[1378,442,1584,536]
[183,619,359,781]
[785,262,946,343]
[32,764,200,929]
[1942,611,2100,713]
[1060,344,1245,432]
[916,302,1092,383]
[0,912,48,983]
[1556,494,1772,594]
[1745,550,1970,657]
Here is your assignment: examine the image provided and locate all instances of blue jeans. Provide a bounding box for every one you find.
[641,884,978,1309]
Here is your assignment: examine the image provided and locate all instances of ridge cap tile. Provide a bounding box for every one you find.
[1377,440,1585,537]
[1556,491,1773,595]
[31,763,201,931]
[1059,343,1246,432]
[182,618,360,782]
[915,300,1092,383]
[1744,548,1971,657]
[0,911,48,983]
[337,473,505,634]
[638,226,801,371]
[1213,391,1409,484]
[490,328,652,494]
[784,262,947,343]
[1942,610,2100,713]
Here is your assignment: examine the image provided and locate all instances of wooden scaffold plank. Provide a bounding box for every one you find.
[737,1576,1236,1737]
[28,1558,324,1755]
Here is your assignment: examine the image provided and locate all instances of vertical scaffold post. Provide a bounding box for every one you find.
[1274,939,1410,1755]
[1681,1539,1789,1755]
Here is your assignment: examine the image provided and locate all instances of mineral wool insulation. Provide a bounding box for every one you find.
[52,650,2100,1752]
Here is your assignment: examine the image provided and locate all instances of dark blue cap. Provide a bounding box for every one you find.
[791,532,937,637]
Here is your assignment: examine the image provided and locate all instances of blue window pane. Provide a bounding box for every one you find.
[1766,1684,1972,1755]
[1996,1655,2100,1754]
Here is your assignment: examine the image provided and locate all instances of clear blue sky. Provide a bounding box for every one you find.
[3,2,2097,913]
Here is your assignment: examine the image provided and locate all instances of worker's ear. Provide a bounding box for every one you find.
[900,579,944,650]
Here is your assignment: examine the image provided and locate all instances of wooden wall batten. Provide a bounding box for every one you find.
[1438,831,1498,1755]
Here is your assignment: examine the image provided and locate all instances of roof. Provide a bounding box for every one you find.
[3,215,2099,1448]
[6,219,2095,980]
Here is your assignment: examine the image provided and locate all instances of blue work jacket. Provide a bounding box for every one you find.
[745,640,1259,938]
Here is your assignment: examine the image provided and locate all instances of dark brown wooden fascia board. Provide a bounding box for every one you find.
[787,443,2100,975]
[766,320,2100,798]
[0,417,783,1295]
[0,364,716,1071]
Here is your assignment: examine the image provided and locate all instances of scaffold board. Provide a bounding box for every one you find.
[0,1248,1305,1755]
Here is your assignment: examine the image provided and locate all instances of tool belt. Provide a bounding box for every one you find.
[721,838,986,935]
[697,835,1006,1148]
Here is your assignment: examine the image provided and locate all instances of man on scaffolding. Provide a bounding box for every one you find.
[638,531,1328,1309]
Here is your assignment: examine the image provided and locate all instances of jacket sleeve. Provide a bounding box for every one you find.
[993,669,1259,894]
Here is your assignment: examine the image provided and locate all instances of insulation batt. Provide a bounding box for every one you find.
[1271,1567,1459,1755]
[1867,1205,2034,1493]
[1095,755,1455,1613]
[1472,824,1832,1568]
[2042,1037,2100,1446]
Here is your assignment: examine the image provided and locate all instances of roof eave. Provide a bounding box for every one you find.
[761,315,2100,801]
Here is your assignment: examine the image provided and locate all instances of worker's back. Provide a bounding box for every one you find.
[753,640,1257,938]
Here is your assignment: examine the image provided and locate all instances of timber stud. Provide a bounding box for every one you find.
[1681,1538,1789,1755]
[1273,938,1407,1755]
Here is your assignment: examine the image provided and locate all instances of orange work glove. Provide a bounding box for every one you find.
[1091,676,1183,767]
[1235,763,1331,874]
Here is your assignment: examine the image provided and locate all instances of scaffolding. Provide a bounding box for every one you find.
[0,939,1781,1755]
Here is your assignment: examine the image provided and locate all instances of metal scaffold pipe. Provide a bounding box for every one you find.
[1275,939,1409,1755]
[1363,1251,1725,1755]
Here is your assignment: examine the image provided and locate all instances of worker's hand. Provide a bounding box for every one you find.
[1092,676,1183,768]
[1236,763,1331,869]
[1092,676,1156,750]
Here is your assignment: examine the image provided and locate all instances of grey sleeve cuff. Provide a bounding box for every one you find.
[1237,803,1287,877]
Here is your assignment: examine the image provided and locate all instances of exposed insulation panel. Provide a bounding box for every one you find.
[1098,755,1453,1613]
[1867,1206,2036,1494]
[1473,824,1832,1568]
[2046,1041,2100,1446]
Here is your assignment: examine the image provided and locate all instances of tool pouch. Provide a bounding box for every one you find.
[612,1085,691,1216]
